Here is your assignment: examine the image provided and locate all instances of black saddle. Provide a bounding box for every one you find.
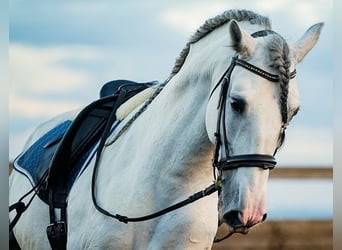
[48,80,155,206]
[11,79,156,249]
[14,79,155,204]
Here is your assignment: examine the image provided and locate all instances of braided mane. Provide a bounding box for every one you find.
[168,9,272,79]
[267,35,291,124]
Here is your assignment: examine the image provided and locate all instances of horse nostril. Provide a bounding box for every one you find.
[224,210,243,229]
[224,211,267,230]
[262,213,267,222]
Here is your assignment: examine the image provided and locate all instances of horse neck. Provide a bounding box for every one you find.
[129,32,235,186]
[140,75,213,184]
[115,21,263,186]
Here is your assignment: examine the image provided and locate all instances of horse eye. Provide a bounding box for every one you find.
[230,98,245,114]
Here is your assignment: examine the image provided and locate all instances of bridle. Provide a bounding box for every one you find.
[89,30,297,227]
[210,54,296,183]
[207,29,296,180]
[207,35,296,240]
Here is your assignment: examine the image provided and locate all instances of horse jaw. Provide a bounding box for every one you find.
[291,22,324,63]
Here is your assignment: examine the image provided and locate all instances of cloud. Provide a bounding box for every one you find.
[9,43,110,124]
[10,43,102,95]
[159,3,228,34]
[276,126,332,166]
[10,92,82,119]
[159,0,332,36]
[10,1,179,47]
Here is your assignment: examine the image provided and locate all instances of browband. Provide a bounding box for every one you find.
[209,56,296,100]
[235,58,297,82]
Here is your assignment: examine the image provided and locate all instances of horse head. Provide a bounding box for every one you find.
[205,20,323,234]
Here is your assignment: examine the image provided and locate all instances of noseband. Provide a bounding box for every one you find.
[210,55,296,175]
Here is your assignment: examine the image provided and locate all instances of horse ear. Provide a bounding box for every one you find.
[292,22,324,63]
[229,20,256,57]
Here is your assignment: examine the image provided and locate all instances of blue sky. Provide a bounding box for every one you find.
[9,0,333,166]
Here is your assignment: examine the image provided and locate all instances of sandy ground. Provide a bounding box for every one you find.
[213,220,332,250]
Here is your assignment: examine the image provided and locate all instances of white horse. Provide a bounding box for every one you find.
[9,9,323,249]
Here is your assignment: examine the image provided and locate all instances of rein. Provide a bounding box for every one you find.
[91,55,296,229]
[90,85,220,224]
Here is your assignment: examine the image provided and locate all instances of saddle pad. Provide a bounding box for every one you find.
[14,121,72,186]
[13,119,121,204]
[13,120,97,202]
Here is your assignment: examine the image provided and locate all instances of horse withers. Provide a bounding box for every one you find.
[9,9,323,249]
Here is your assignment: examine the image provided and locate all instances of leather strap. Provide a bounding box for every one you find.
[235,58,296,82]
[251,29,277,38]
[235,58,279,82]
[211,56,281,174]
[217,154,276,170]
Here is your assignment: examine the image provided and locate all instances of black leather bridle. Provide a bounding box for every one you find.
[89,30,297,224]
[209,50,296,242]
[210,54,296,183]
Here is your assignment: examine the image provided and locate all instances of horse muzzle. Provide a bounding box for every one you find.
[223,210,267,234]
[216,154,273,234]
